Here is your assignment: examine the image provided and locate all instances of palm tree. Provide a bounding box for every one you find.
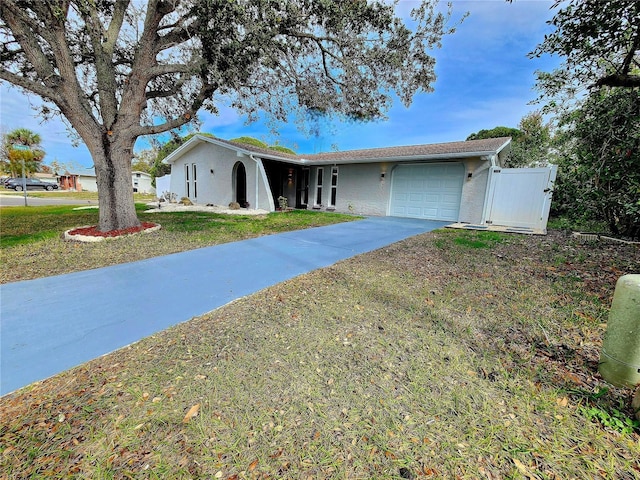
[4,128,45,177]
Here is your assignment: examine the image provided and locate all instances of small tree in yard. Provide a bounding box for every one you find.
[554,88,640,239]
[0,1,459,232]
[2,128,46,177]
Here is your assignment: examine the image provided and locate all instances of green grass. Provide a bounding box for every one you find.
[433,229,506,250]
[0,205,101,248]
[1,190,155,202]
[547,215,609,234]
[452,230,504,249]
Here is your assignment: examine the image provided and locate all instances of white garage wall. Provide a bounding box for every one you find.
[313,163,389,216]
[458,159,491,224]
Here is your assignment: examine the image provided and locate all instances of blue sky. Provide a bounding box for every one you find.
[0,1,561,168]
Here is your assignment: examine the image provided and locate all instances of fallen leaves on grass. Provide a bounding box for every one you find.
[182,403,200,423]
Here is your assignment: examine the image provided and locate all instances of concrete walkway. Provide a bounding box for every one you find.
[0,217,447,396]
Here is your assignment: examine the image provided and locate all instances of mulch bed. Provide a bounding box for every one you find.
[66,222,160,240]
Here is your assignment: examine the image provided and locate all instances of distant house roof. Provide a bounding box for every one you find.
[57,166,96,177]
[163,135,512,166]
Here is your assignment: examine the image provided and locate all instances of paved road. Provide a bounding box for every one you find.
[0,193,98,207]
[0,217,447,396]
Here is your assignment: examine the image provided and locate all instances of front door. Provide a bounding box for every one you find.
[296,167,310,208]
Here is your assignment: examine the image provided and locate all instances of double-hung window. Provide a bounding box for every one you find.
[192,164,197,198]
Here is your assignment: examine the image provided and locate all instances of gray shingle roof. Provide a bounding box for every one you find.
[166,134,511,165]
[304,137,511,163]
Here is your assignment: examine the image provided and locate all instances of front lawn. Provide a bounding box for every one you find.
[1,228,638,478]
[0,205,356,283]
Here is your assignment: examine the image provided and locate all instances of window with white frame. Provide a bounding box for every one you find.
[185,164,190,197]
[315,167,323,206]
[192,164,197,198]
[329,166,338,208]
[185,164,197,198]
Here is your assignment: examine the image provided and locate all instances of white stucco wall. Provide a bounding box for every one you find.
[310,158,492,222]
[309,163,390,216]
[78,175,97,192]
[458,158,491,224]
[169,142,272,210]
[132,172,155,194]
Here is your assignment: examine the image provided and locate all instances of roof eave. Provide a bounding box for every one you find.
[302,150,501,165]
[163,134,299,164]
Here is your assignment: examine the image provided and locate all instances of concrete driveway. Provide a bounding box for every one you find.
[0,217,447,396]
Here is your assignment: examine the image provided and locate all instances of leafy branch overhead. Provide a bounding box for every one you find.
[531,0,640,102]
[0,0,457,135]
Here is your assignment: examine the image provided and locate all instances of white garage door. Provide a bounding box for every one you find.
[390,163,464,221]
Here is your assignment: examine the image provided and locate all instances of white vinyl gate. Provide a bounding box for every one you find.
[483,165,557,232]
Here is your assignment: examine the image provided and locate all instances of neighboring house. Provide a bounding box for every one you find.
[132,171,155,194]
[33,172,58,184]
[55,167,155,194]
[56,167,98,192]
[163,135,556,231]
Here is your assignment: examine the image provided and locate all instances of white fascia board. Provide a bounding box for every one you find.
[495,137,512,155]
[162,135,207,164]
[163,134,299,164]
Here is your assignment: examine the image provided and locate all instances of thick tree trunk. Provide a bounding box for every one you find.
[92,133,140,232]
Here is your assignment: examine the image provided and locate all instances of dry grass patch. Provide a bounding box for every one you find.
[1,229,639,479]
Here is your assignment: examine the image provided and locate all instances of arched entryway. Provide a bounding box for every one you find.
[233,161,247,207]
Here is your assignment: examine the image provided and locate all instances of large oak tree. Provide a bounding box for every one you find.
[0,0,457,231]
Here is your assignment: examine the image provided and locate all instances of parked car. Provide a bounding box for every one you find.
[5,178,59,191]
[1,177,18,186]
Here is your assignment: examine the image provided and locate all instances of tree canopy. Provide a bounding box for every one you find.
[0,0,458,231]
[466,127,522,142]
[466,112,552,167]
[553,88,639,239]
[531,0,640,106]
[528,0,639,238]
[230,136,297,155]
[230,137,269,149]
